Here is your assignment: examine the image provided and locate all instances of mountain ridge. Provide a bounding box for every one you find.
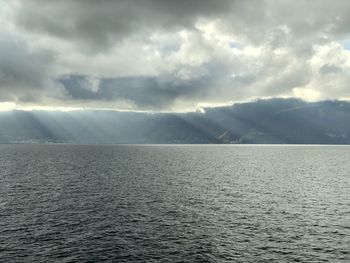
[1,98,350,144]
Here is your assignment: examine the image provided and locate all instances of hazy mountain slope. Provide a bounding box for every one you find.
[1,99,350,144]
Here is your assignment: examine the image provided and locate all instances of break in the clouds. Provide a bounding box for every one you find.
[2,0,350,110]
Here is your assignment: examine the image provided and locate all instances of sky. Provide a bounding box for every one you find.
[1,0,350,112]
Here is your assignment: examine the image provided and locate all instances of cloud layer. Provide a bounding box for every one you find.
[2,0,350,110]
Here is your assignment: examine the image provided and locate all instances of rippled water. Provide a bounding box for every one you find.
[0,144,349,262]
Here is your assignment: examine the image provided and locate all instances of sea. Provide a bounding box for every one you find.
[0,144,349,262]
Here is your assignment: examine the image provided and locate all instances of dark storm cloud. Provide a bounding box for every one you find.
[59,74,212,110]
[16,0,233,51]
[20,0,349,49]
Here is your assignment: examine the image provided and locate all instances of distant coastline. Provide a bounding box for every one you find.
[1,98,350,145]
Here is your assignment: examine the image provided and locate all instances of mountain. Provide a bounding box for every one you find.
[1,98,350,144]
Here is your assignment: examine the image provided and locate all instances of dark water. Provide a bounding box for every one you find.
[0,145,349,262]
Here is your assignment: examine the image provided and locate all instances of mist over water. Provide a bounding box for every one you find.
[0,145,349,262]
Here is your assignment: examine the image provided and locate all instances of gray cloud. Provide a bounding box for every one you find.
[0,32,55,102]
[59,74,212,110]
[16,0,233,51]
[2,0,350,110]
[319,64,343,75]
[18,0,350,50]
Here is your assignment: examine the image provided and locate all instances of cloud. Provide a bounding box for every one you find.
[2,0,350,110]
[319,64,343,75]
[59,74,208,110]
[0,31,59,103]
[15,0,233,51]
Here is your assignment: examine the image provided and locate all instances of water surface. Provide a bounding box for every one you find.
[0,145,349,262]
